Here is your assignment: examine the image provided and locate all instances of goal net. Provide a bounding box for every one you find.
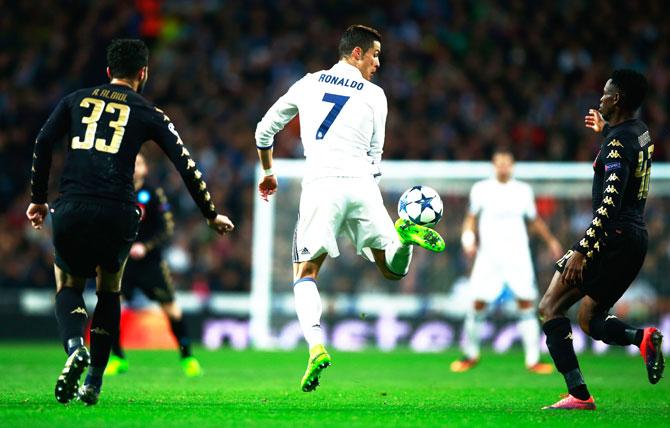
[250,160,670,350]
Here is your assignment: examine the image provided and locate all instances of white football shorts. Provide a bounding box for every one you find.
[468,250,538,302]
[292,176,398,263]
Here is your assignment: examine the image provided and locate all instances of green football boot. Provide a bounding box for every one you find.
[181,356,203,377]
[395,218,446,252]
[300,344,332,392]
[104,355,129,376]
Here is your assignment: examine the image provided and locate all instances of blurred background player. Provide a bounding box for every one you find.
[26,39,234,405]
[540,69,664,410]
[451,147,563,374]
[105,153,202,377]
[255,24,445,392]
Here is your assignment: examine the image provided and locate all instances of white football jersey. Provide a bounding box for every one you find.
[469,178,537,259]
[255,62,387,182]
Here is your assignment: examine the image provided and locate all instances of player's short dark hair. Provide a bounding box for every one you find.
[107,39,149,79]
[492,146,514,160]
[610,69,648,112]
[338,25,382,58]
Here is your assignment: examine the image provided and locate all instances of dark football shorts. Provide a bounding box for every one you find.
[51,198,141,278]
[122,258,175,304]
[555,226,648,309]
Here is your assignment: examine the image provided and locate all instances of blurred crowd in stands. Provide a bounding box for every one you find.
[1,0,669,300]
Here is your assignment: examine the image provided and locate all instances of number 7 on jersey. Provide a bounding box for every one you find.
[316,93,349,140]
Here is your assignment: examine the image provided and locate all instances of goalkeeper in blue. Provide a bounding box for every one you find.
[254,24,445,392]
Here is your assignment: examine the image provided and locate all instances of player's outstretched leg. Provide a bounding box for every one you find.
[394,219,445,252]
[55,345,90,404]
[301,344,333,392]
[640,327,665,384]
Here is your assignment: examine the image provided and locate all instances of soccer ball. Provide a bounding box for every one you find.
[397,185,443,227]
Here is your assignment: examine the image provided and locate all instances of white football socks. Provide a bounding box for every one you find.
[385,240,413,276]
[293,278,324,349]
[462,308,486,360]
[518,307,541,367]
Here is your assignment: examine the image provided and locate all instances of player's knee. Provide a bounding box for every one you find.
[473,300,487,311]
[517,299,534,310]
[537,297,555,322]
[579,315,592,336]
[585,312,606,340]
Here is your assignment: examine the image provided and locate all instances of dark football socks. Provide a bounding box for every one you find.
[543,317,591,400]
[54,287,87,355]
[88,291,121,387]
[169,316,192,358]
[589,314,643,347]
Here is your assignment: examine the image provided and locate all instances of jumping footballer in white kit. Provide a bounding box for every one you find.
[452,148,563,374]
[254,24,445,392]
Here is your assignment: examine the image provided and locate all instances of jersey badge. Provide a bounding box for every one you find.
[605,162,621,172]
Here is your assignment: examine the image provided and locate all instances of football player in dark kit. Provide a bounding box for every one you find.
[539,69,664,410]
[105,153,202,377]
[26,39,234,405]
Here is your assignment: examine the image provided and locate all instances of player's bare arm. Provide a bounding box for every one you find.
[529,217,563,259]
[460,213,477,258]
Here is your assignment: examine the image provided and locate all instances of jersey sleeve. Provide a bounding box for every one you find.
[254,78,303,150]
[368,89,387,178]
[148,108,218,220]
[573,137,632,258]
[468,182,482,216]
[30,98,70,203]
[142,187,175,251]
[523,184,537,221]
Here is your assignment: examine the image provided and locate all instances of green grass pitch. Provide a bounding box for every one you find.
[0,343,668,427]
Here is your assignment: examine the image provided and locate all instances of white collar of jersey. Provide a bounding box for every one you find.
[333,61,364,78]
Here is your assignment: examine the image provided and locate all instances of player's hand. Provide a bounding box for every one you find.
[207,214,235,235]
[548,238,563,260]
[584,109,605,133]
[560,251,586,287]
[258,175,278,202]
[26,203,49,230]
[129,242,147,260]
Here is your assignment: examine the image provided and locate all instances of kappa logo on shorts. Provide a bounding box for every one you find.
[300,247,310,255]
[70,307,87,316]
